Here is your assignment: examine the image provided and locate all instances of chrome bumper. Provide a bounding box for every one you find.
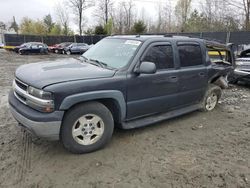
[234,69,250,76]
[10,105,61,140]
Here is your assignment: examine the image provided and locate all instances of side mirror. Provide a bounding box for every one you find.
[136,61,156,74]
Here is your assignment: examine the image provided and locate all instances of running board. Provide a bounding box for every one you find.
[122,104,200,129]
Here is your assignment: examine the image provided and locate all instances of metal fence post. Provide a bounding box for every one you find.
[226,32,231,43]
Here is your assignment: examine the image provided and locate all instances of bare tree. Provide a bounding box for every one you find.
[94,0,114,25]
[56,3,70,35]
[242,0,250,29]
[154,0,174,33]
[113,2,125,34]
[122,0,134,33]
[175,0,192,32]
[112,0,134,34]
[200,0,241,31]
[68,0,93,35]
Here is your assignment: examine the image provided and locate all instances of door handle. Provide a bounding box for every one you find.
[169,76,178,82]
[170,76,177,80]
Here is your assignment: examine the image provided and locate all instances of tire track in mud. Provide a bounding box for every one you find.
[15,129,33,188]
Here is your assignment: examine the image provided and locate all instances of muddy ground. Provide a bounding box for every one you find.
[0,49,249,188]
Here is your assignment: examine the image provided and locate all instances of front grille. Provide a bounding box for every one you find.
[15,91,26,103]
[237,59,250,63]
[15,79,28,91]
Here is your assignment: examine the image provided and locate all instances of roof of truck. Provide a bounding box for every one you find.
[108,35,228,49]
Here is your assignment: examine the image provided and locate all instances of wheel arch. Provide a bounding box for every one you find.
[59,90,126,124]
[209,74,228,89]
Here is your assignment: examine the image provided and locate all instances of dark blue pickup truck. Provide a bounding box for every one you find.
[9,35,234,153]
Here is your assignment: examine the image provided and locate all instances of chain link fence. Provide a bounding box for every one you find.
[3,32,250,46]
[3,34,107,46]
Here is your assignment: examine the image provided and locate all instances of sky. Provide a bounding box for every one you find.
[0,0,199,32]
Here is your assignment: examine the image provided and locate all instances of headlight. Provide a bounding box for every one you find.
[28,86,53,100]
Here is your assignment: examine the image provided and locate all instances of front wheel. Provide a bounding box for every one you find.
[66,50,71,55]
[60,102,114,154]
[201,84,222,112]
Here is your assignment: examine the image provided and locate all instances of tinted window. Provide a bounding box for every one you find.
[178,44,203,67]
[143,45,174,70]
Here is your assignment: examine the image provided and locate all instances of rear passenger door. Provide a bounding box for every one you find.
[177,42,208,106]
[126,42,180,119]
[30,44,39,53]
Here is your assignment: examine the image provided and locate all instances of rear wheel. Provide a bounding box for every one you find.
[201,84,222,112]
[60,102,114,154]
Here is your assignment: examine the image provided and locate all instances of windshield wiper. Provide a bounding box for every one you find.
[89,59,117,70]
[78,55,88,62]
[89,59,108,68]
[78,56,116,70]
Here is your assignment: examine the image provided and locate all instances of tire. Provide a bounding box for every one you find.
[60,102,114,154]
[66,50,71,55]
[201,84,222,112]
[229,78,238,85]
[19,50,27,55]
[39,48,44,54]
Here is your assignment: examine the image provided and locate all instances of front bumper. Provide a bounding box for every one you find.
[234,69,250,82]
[9,91,64,140]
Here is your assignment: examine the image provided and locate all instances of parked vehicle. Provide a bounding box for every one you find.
[0,43,4,48]
[13,43,29,53]
[17,42,48,55]
[9,35,234,154]
[48,44,59,53]
[232,49,250,83]
[64,43,90,55]
[53,42,72,54]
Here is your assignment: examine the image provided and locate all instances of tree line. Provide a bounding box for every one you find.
[1,0,250,36]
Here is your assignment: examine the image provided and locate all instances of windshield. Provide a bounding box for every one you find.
[82,38,141,69]
[21,43,28,47]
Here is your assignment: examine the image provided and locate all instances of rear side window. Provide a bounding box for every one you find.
[142,45,174,70]
[178,44,203,67]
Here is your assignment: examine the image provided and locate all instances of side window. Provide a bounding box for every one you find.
[178,44,203,67]
[142,45,174,70]
[31,45,38,49]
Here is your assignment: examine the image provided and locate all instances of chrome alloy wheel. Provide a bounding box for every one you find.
[205,92,218,111]
[72,114,105,145]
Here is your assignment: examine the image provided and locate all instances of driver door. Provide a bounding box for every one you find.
[126,42,180,120]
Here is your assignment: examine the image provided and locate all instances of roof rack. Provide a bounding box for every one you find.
[164,34,173,37]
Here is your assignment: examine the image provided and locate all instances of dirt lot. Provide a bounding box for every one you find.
[0,49,250,188]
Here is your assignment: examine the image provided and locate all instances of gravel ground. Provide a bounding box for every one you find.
[0,49,250,188]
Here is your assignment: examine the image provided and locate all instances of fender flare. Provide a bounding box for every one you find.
[59,90,126,120]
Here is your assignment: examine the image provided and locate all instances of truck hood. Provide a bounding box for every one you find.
[15,58,116,89]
